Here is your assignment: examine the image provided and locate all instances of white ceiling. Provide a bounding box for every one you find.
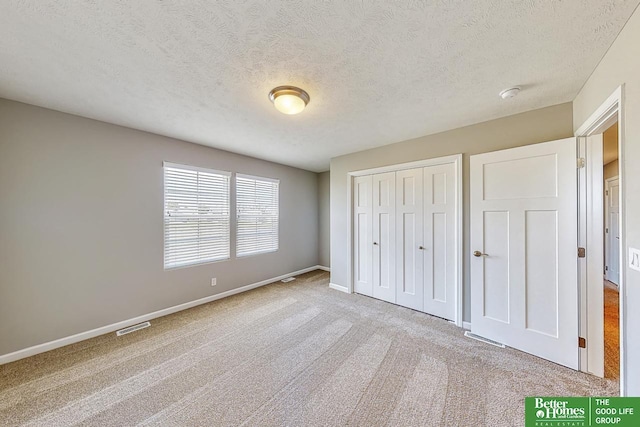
[1,1,638,172]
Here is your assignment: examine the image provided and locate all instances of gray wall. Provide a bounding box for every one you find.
[330,103,574,322]
[318,171,330,268]
[0,98,319,356]
[573,5,640,396]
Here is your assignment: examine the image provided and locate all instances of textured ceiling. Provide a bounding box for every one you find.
[1,1,638,172]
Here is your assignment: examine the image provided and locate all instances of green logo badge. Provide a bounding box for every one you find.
[526,397,640,426]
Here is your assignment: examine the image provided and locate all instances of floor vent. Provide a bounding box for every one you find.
[464,331,505,348]
[116,321,151,337]
[281,277,296,283]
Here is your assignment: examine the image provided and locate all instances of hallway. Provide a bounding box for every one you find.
[604,280,620,379]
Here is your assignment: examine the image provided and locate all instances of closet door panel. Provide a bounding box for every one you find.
[373,172,396,302]
[395,168,424,310]
[423,163,456,320]
[354,175,373,296]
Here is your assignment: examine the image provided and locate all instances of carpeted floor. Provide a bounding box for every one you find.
[604,280,620,379]
[0,270,618,426]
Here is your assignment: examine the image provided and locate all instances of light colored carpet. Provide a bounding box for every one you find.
[0,270,617,427]
[604,280,620,379]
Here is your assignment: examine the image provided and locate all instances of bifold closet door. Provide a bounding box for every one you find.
[423,163,456,321]
[354,175,373,296]
[354,162,458,321]
[395,168,424,311]
[372,172,396,303]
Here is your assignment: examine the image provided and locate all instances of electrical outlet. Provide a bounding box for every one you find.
[211,278,217,286]
[630,248,640,272]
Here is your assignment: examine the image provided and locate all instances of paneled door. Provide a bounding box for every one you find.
[354,175,373,296]
[470,138,579,369]
[423,163,457,321]
[372,172,396,302]
[606,177,620,285]
[395,168,424,311]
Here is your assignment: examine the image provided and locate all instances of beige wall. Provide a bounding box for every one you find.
[573,5,640,396]
[603,122,619,165]
[0,98,319,356]
[604,159,619,181]
[318,171,330,268]
[330,103,574,321]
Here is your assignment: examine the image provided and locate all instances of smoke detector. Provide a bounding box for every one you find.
[499,87,521,99]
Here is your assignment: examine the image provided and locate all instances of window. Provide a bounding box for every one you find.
[236,174,279,257]
[164,162,230,269]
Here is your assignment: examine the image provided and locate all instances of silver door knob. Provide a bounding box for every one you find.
[473,250,488,257]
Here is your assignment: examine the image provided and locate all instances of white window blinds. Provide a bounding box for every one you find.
[236,174,279,257]
[164,162,231,269]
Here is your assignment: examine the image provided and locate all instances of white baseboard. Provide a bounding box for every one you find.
[329,282,349,293]
[0,265,325,365]
[463,321,472,330]
[316,265,331,272]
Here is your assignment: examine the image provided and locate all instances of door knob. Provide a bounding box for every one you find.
[473,250,488,257]
[419,246,425,250]
[373,242,378,245]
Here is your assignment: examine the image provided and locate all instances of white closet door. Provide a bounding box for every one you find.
[423,163,457,321]
[373,172,396,303]
[354,175,373,296]
[395,168,424,310]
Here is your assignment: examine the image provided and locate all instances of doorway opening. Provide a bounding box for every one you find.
[575,85,626,396]
[602,121,620,380]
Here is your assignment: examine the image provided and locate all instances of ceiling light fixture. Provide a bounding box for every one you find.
[499,87,521,99]
[269,86,310,115]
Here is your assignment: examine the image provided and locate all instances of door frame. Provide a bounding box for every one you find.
[575,85,626,395]
[604,176,620,284]
[346,154,463,327]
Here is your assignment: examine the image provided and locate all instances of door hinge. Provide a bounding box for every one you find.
[606,190,609,196]
[577,158,586,169]
[606,266,609,271]
[606,228,609,233]
[578,247,586,258]
[579,337,586,348]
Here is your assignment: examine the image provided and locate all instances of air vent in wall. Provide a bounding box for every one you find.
[281,277,296,283]
[116,321,151,336]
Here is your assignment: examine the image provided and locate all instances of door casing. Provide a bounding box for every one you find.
[575,85,626,396]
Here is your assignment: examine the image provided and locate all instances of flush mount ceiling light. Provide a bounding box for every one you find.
[268,86,310,115]
[499,87,521,99]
